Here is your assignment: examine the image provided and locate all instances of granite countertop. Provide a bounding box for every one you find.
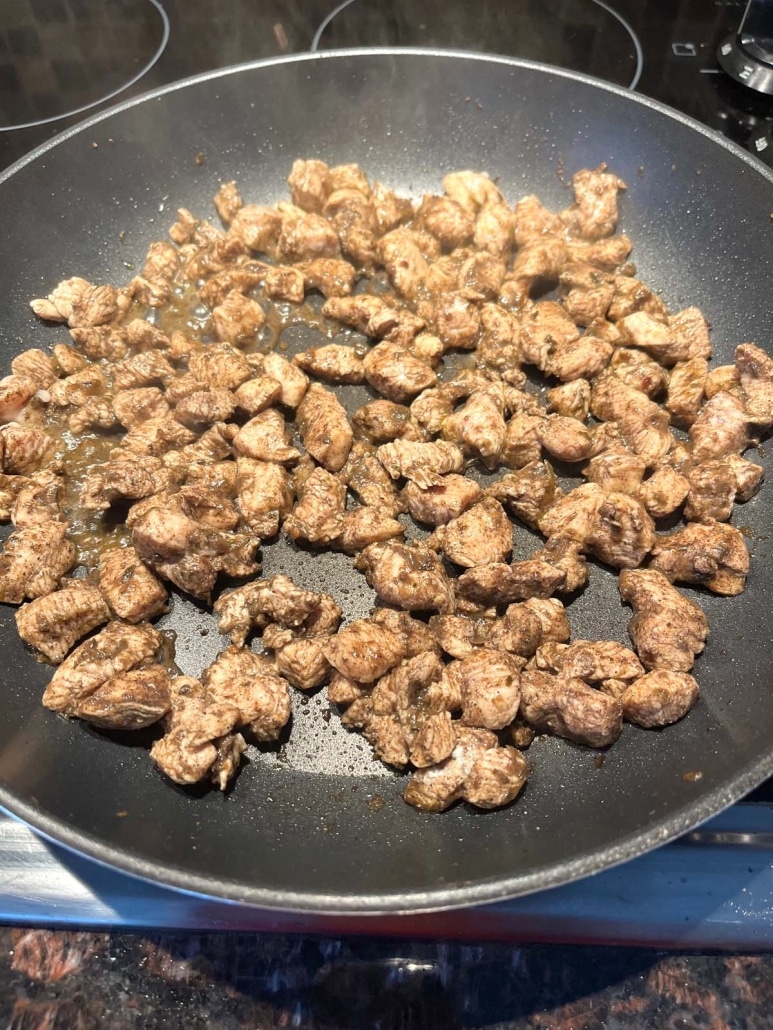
[2,929,771,1028]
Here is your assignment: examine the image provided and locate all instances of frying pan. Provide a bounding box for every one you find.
[1,50,772,916]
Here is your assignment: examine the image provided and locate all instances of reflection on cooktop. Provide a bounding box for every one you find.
[313,0,641,88]
[0,0,168,131]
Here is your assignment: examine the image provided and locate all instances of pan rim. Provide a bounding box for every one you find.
[2,47,773,916]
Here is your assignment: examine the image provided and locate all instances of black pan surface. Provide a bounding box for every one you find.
[1,50,772,915]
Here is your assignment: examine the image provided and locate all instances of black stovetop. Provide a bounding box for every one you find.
[0,0,771,172]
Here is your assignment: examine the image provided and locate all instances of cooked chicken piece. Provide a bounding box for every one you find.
[565,235,631,274]
[689,390,750,464]
[257,264,302,303]
[231,376,281,418]
[371,609,438,659]
[500,409,546,470]
[621,670,699,728]
[174,388,237,428]
[338,444,403,516]
[683,459,738,522]
[456,555,565,606]
[150,675,243,788]
[442,171,503,214]
[403,725,501,812]
[189,342,251,390]
[533,639,643,689]
[228,204,283,252]
[488,461,558,530]
[520,670,623,748]
[324,618,406,683]
[490,597,570,658]
[650,520,749,596]
[214,574,334,647]
[0,474,31,522]
[604,348,669,399]
[539,481,602,542]
[547,380,591,422]
[233,409,300,464]
[296,383,353,472]
[586,489,656,569]
[272,637,331,691]
[0,424,52,475]
[519,301,579,372]
[536,415,593,463]
[43,620,163,714]
[98,546,168,622]
[252,353,305,411]
[734,342,773,425]
[11,350,57,390]
[549,326,615,383]
[377,439,464,488]
[278,209,340,262]
[338,506,404,553]
[453,648,523,730]
[47,367,105,409]
[591,379,672,465]
[81,456,179,511]
[417,194,475,249]
[559,264,615,325]
[284,466,345,546]
[705,365,741,402]
[511,195,562,246]
[457,252,506,302]
[202,646,291,741]
[124,317,171,351]
[234,457,293,537]
[403,473,481,526]
[427,291,478,351]
[360,341,434,402]
[442,386,506,469]
[474,302,520,371]
[66,399,116,434]
[461,746,529,810]
[355,540,454,612]
[510,236,568,290]
[321,294,392,333]
[368,180,414,235]
[210,290,265,347]
[30,277,120,327]
[324,189,378,266]
[352,399,418,443]
[583,448,646,496]
[668,307,712,361]
[619,568,708,672]
[641,466,690,518]
[112,351,173,392]
[174,482,239,532]
[16,582,110,663]
[287,158,330,212]
[74,665,172,730]
[213,180,243,224]
[430,497,512,568]
[666,357,707,427]
[294,344,364,385]
[410,386,454,435]
[725,452,765,502]
[0,523,76,603]
[11,472,65,528]
[606,275,668,322]
[430,613,488,659]
[560,165,626,241]
[116,416,197,459]
[165,422,237,468]
[51,343,87,376]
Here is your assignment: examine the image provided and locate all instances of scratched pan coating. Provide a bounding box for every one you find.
[0,50,772,914]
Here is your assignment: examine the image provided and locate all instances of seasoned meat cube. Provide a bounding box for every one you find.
[322,293,393,333]
[566,235,632,271]
[455,648,523,730]
[210,290,265,346]
[274,637,332,691]
[67,399,116,434]
[0,424,52,475]
[475,302,520,370]
[174,388,237,427]
[520,670,623,748]
[519,301,580,372]
[81,456,179,511]
[735,342,773,425]
[11,472,65,528]
[327,163,370,194]
[607,275,668,322]
[43,620,163,714]
[370,180,414,234]
[586,490,656,569]
[561,165,626,241]
[233,376,282,417]
[74,665,172,730]
[443,171,504,214]
[619,568,708,672]
[363,342,436,403]
[418,195,474,249]
[377,439,463,488]
[203,646,291,741]
[166,422,237,468]
[284,466,345,546]
[458,251,506,303]
[510,237,568,290]
[117,417,198,459]
[338,506,404,553]
[262,264,305,303]
[621,670,699,728]
[340,444,404,515]
[534,639,643,688]
[641,466,690,518]
[16,582,110,663]
[213,180,243,224]
[442,386,506,469]
[431,497,512,568]
[288,158,330,212]
[278,209,340,262]
[539,481,602,542]
[0,474,31,522]
[536,536,589,593]
[52,343,87,376]
[536,415,593,463]
[47,367,105,409]
[235,457,292,537]
[125,317,171,351]
[294,344,364,385]
[403,725,499,812]
[668,307,712,361]
[175,482,240,531]
[98,546,168,622]
[355,540,454,612]
[214,574,331,647]
[705,362,742,401]
[429,291,479,351]
[12,350,57,390]
[325,619,405,683]
[456,556,564,607]
[725,452,764,502]
[689,390,750,463]
[473,201,515,260]
[296,384,353,473]
[683,459,739,522]
[113,352,173,391]
[583,449,646,496]
[30,277,119,327]
[68,325,127,361]
[0,523,76,603]
[352,400,418,443]
[150,675,243,788]
[233,409,300,464]
[189,342,251,390]
[592,379,672,465]
[560,264,614,325]
[403,473,481,526]
[371,609,438,659]
[547,380,591,421]
[430,614,487,659]
[650,520,749,596]
[228,204,283,252]
[512,195,562,246]
[258,352,307,409]
[409,711,457,769]
[603,348,668,399]
[667,357,707,427]
[142,238,179,280]
[490,597,570,658]
[489,461,560,529]
[461,746,528,809]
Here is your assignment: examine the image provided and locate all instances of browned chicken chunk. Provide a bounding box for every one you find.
[619,569,709,672]
[16,581,110,663]
[98,546,168,622]
[621,669,699,728]
[650,520,749,596]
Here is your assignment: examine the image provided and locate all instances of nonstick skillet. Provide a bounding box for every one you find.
[0,50,772,915]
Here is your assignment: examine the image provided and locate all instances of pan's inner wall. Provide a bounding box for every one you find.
[0,53,772,910]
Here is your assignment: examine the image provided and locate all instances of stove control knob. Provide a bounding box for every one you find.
[748,124,773,165]
[718,0,773,94]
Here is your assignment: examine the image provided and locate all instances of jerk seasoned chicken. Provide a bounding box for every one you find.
[8,156,765,815]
